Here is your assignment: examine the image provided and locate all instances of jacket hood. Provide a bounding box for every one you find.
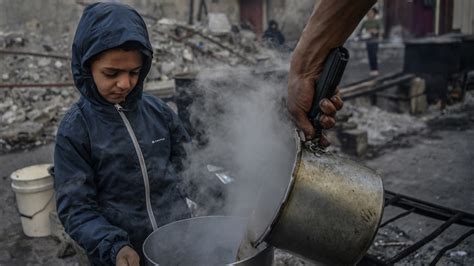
[71,2,153,108]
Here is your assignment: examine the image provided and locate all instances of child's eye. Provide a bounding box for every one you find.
[103,71,118,77]
[130,70,140,76]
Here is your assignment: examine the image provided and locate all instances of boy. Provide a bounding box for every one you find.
[54,3,190,265]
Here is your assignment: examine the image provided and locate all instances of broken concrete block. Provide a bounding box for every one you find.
[161,61,176,75]
[54,61,63,69]
[144,79,176,99]
[410,77,428,114]
[0,121,43,143]
[338,129,368,157]
[157,18,177,26]
[208,13,231,35]
[38,58,51,67]
[183,49,194,62]
[2,110,16,124]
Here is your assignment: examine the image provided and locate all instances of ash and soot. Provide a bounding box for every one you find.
[180,65,296,262]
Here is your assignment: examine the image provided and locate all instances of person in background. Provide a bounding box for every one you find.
[263,20,285,48]
[54,3,191,265]
[359,7,384,76]
[287,0,377,143]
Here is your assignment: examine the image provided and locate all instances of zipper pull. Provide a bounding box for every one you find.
[114,103,123,112]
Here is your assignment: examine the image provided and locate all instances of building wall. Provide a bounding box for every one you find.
[453,0,474,34]
[117,0,240,26]
[206,0,239,25]
[0,0,240,35]
[0,0,82,37]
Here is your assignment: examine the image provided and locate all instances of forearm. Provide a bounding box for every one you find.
[291,0,376,79]
[54,135,130,264]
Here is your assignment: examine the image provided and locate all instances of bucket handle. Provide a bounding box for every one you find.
[19,192,55,220]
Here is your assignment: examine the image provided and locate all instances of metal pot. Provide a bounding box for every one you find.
[404,37,461,74]
[443,33,474,71]
[246,133,384,265]
[143,216,273,266]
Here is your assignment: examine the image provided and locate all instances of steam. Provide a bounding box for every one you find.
[181,64,296,219]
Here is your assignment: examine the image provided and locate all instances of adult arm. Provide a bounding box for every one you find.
[54,111,134,265]
[288,0,376,141]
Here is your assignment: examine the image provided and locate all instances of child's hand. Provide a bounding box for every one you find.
[116,245,140,266]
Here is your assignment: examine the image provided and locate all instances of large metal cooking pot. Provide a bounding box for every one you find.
[443,33,474,71]
[404,37,461,74]
[143,216,273,266]
[246,133,384,265]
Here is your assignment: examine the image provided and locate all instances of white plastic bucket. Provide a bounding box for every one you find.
[10,164,56,237]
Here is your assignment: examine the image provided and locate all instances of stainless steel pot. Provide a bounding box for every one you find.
[246,133,384,265]
[143,216,273,266]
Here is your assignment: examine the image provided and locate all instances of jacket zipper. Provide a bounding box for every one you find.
[115,104,158,231]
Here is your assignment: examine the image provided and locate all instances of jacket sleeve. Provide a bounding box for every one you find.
[54,111,130,265]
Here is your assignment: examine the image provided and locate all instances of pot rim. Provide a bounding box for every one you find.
[142,215,273,265]
[251,130,302,246]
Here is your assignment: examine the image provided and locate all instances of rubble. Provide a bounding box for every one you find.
[344,103,427,147]
[0,16,283,154]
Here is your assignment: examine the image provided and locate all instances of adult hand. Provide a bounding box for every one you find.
[116,246,140,266]
[288,72,343,147]
[286,0,374,146]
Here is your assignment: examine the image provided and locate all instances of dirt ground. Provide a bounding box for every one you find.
[363,122,474,265]
[1,101,472,266]
[1,57,473,265]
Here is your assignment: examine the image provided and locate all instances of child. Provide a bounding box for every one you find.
[359,7,383,76]
[54,3,190,265]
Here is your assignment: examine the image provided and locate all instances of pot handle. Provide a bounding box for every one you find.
[307,47,349,129]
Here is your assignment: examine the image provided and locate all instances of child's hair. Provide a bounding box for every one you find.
[115,41,143,52]
[88,41,143,66]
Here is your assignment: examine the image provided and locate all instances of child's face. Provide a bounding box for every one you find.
[367,10,376,19]
[91,49,143,104]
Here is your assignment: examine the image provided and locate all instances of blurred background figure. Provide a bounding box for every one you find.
[359,7,383,76]
[263,20,285,48]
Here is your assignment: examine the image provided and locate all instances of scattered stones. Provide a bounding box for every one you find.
[54,61,63,69]
[0,87,77,153]
[345,103,427,146]
[37,58,51,67]
[450,251,468,257]
[0,19,282,154]
[338,129,368,156]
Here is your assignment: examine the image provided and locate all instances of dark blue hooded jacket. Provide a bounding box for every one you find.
[54,3,190,265]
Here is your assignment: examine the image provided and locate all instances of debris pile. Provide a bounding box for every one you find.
[0,87,77,153]
[146,18,278,80]
[345,103,427,147]
[0,19,282,154]
[0,31,71,84]
[0,31,75,153]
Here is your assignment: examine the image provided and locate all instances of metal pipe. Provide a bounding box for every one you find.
[188,0,194,25]
[385,190,474,227]
[429,229,474,265]
[386,213,463,264]
[380,208,415,227]
[435,0,441,35]
[0,49,70,60]
[0,83,74,88]
[341,75,415,100]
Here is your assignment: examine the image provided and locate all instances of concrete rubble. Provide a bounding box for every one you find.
[344,103,427,147]
[0,19,279,154]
